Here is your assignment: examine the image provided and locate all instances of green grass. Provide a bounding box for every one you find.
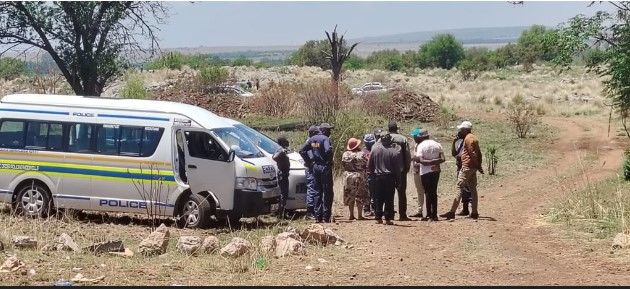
[547,175,630,239]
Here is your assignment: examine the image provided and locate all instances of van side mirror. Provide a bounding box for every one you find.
[227,150,236,162]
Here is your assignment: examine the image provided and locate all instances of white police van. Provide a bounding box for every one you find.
[0,94,280,228]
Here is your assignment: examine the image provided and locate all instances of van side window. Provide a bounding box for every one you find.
[185,131,226,161]
[97,124,119,155]
[68,123,94,153]
[141,127,163,157]
[48,123,63,151]
[120,126,142,156]
[0,120,25,149]
[25,121,48,149]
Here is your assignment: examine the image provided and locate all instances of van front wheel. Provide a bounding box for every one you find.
[177,193,214,229]
[15,182,52,218]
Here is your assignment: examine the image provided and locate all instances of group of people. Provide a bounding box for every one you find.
[272,119,483,225]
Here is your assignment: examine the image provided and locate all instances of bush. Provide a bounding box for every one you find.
[197,66,229,87]
[344,55,365,70]
[583,48,609,68]
[232,56,253,67]
[120,74,151,99]
[248,82,298,117]
[0,57,27,80]
[517,25,561,62]
[366,49,404,71]
[506,101,539,138]
[330,109,386,174]
[146,52,184,70]
[457,58,482,80]
[288,40,331,69]
[417,34,465,69]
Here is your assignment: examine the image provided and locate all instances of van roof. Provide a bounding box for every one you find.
[0,93,230,129]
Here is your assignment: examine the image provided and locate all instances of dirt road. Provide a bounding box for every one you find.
[253,116,629,285]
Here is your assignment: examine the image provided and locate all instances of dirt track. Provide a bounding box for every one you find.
[252,116,629,285]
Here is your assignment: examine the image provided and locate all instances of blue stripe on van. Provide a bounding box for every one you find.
[0,108,69,115]
[0,190,11,194]
[38,166,176,182]
[98,114,170,122]
[53,195,90,201]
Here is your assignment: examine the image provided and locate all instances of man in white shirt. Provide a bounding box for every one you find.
[411,128,445,221]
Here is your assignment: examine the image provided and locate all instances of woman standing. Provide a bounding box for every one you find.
[342,138,369,220]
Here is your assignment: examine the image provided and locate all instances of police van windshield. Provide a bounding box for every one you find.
[211,127,264,159]
[233,124,281,155]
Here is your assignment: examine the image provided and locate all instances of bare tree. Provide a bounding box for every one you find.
[324,25,358,103]
[0,1,168,96]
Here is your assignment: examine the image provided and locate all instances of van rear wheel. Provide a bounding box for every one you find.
[177,193,214,229]
[15,182,52,218]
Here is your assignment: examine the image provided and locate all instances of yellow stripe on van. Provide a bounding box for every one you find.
[0,150,171,167]
[244,163,258,172]
[0,159,173,176]
[0,169,177,185]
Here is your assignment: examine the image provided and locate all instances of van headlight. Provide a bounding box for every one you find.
[235,177,258,191]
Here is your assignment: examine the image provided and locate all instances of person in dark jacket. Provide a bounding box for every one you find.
[367,132,402,225]
[273,136,291,217]
[299,123,334,223]
[388,121,412,221]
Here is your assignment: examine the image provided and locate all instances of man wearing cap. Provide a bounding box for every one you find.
[388,121,412,221]
[411,128,445,221]
[367,132,402,225]
[362,133,377,216]
[452,127,472,216]
[302,125,320,220]
[342,137,368,220]
[409,128,425,219]
[441,121,483,220]
[299,123,335,223]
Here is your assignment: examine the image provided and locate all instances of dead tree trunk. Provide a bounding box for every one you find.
[324,25,358,110]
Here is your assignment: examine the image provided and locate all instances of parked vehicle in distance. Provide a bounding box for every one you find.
[221,118,307,211]
[0,94,280,228]
[351,82,388,96]
[210,85,254,97]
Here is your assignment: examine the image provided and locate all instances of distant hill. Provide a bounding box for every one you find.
[350,26,527,45]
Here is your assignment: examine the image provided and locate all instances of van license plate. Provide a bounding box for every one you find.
[270,203,279,212]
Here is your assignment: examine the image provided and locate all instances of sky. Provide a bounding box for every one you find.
[159,1,612,48]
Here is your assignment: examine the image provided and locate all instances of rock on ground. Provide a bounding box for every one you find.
[177,236,201,255]
[53,233,81,252]
[138,224,170,256]
[201,236,220,254]
[12,236,37,249]
[274,232,305,258]
[83,240,124,254]
[259,236,275,253]
[612,233,630,249]
[300,224,344,246]
[220,237,252,258]
[0,256,24,272]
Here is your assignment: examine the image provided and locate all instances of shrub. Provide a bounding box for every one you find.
[197,66,229,88]
[583,48,609,68]
[506,101,539,138]
[248,82,298,117]
[288,40,331,69]
[232,56,253,67]
[486,145,498,175]
[120,74,151,99]
[330,109,385,174]
[417,34,465,69]
[0,57,27,80]
[457,58,482,80]
[146,52,184,70]
[344,55,365,70]
[366,49,404,71]
[299,79,343,124]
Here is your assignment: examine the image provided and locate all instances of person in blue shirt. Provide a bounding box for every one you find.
[299,122,334,223]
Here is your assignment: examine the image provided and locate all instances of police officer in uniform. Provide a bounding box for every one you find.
[299,123,334,223]
[303,125,320,219]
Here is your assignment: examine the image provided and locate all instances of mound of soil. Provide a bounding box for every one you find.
[363,88,441,122]
[152,79,250,119]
